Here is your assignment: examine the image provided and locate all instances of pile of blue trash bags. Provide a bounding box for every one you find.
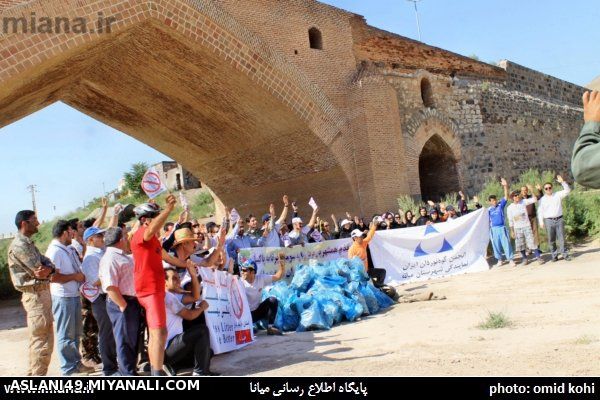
[261,257,394,332]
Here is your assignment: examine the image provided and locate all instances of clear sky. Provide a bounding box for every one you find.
[1,0,598,233]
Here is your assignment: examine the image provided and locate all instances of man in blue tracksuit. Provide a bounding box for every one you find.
[487,178,515,267]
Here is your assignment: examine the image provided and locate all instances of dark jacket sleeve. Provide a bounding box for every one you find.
[572,121,600,188]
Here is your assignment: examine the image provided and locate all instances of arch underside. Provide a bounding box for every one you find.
[0,9,358,213]
[418,135,460,201]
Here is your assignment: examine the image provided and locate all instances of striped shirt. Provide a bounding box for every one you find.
[99,246,136,297]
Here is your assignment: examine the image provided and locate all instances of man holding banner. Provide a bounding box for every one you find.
[163,264,215,376]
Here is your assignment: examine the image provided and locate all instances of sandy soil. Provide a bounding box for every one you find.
[1,241,599,376]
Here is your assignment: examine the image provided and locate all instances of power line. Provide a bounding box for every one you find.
[26,184,38,214]
[407,0,423,42]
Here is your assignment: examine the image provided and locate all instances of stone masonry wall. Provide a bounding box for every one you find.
[371,67,584,198]
[479,84,584,186]
[500,60,584,107]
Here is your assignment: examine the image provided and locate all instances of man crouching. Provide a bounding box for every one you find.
[163,263,217,376]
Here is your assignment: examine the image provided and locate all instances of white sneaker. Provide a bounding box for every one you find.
[494,261,502,268]
[508,260,516,267]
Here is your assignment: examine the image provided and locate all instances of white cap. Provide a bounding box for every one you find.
[350,229,364,238]
[341,219,352,226]
[292,217,303,224]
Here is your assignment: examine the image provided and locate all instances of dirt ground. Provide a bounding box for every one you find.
[1,241,599,376]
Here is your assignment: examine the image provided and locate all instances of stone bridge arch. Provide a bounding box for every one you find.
[402,109,463,200]
[0,0,357,214]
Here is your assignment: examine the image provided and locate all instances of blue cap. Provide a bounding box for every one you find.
[83,226,106,242]
[262,213,271,223]
[241,260,257,271]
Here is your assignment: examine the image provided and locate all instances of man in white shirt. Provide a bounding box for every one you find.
[82,226,118,376]
[507,190,544,265]
[537,175,572,262]
[240,257,285,335]
[45,220,92,376]
[99,227,141,376]
[163,265,216,376]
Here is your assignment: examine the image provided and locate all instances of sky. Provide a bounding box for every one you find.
[1,0,598,233]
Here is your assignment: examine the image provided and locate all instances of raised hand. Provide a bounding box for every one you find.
[556,175,564,184]
[113,203,123,215]
[269,203,275,216]
[500,178,508,187]
[101,197,108,208]
[165,194,177,209]
[282,195,289,207]
[583,91,600,123]
[427,200,435,207]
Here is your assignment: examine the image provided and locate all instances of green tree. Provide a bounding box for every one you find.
[123,162,149,197]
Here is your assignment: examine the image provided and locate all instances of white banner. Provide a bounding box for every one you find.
[141,166,167,199]
[238,238,352,275]
[369,208,490,286]
[199,268,255,354]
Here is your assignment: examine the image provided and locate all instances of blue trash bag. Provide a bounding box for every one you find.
[313,292,342,326]
[334,259,352,281]
[291,292,314,314]
[347,259,370,283]
[344,280,361,296]
[263,280,290,301]
[298,300,331,331]
[359,283,380,314]
[339,294,363,321]
[370,282,394,309]
[345,286,370,316]
[308,275,346,294]
[325,290,360,323]
[312,262,334,278]
[281,302,300,331]
[290,265,314,292]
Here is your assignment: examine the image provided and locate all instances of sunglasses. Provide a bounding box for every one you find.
[192,224,199,228]
[544,187,552,191]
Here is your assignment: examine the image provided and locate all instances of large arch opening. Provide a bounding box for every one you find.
[0,1,358,216]
[418,134,460,202]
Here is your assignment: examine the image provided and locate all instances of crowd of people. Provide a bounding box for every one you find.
[6,89,597,377]
[6,174,573,377]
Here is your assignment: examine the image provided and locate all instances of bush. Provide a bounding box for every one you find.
[477,312,512,330]
[190,191,215,218]
[397,195,420,215]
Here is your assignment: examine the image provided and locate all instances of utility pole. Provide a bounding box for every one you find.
[407,0,423,42]
[26,184,38,213]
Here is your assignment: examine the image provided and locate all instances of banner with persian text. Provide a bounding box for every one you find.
[369,208,490,286]
[238,238,352,275]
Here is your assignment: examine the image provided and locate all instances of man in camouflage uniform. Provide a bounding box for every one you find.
[81,298,101,365]
[7,210,55,376]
